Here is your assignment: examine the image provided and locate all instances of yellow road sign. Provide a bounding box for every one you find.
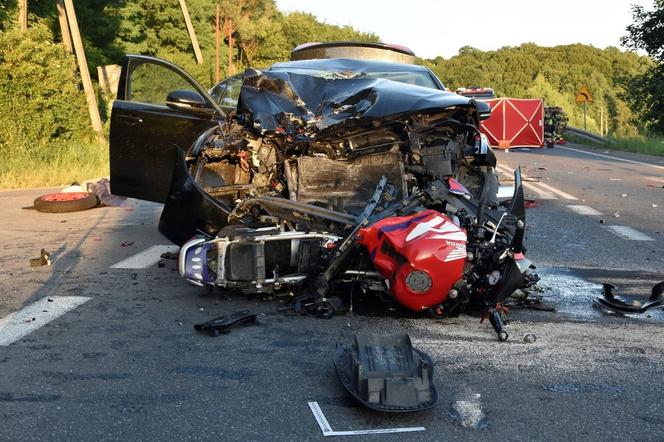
[575,85,593,103]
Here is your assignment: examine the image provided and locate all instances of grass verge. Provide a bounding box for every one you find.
[607,136,664,157]
[0,141,109,190]
[565,132,664,157]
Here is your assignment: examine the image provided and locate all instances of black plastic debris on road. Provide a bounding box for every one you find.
[333,333,437,412]
[29,249,51,267]
[194,311,258,337]
[593,281,664,315]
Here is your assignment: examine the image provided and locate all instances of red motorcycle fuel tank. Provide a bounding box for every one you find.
[358,210,467,311]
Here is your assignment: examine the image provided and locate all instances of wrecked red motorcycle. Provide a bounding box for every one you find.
[110,55,538,340]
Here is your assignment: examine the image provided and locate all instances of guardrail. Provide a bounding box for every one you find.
[565,126,616,145]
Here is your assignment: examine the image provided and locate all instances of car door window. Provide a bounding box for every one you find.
[128,61,198,106]
[209,83,226,104]
[220,76,243,110]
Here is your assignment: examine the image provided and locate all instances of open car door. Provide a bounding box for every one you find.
[110,55,223,203]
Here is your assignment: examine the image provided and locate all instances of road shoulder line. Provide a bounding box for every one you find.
[603,225,655,241]
[566,205,603,216]
[110,245,179,269]
[0,296,91,346]
[558,145,664,171]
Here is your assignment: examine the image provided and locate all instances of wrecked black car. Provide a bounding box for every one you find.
[110,54,538,339]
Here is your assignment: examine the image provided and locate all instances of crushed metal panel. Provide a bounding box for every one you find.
[295,151,406,207]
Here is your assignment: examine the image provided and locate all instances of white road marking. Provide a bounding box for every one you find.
[566,205,603,216]
[558,145,664,171]
[527,180,578,200]
[0,296,91,346]
[604,225,655,241]
[496,164,557,199]
[307,401,426,437]
[496,164,578,200]
[523,183,557,199]
[497,185,515,199]
[110,245,180,269]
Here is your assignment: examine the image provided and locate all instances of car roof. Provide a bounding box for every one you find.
[269,58,432,74]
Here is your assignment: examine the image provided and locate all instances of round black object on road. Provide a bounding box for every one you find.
[33,192,98,213]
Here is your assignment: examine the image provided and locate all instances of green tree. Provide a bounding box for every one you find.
[0,23,91,157]
[621,0,664,134]
[427,43,649,135]
[279,11,379,52]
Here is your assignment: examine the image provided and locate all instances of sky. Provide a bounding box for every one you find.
[275,0,653,59]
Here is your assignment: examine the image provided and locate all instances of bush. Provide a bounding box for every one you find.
[0,23,95,161]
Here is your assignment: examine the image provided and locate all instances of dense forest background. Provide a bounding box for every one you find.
[0,0,660,187]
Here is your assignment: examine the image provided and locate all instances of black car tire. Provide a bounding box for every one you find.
[33,192,98,213]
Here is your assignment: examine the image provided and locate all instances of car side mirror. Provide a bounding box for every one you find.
[476,101,492,121]
[166,90,212,114]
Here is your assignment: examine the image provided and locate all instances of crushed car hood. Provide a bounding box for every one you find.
[238,70,476,135]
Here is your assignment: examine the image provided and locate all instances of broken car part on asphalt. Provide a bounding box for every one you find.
[194,311,258,336]
[593,282,664,315]
[29,249,51,267]
[110,55,539,340]
[334,334,437,412]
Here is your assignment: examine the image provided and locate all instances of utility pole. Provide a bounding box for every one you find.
[215,4,221,83]
[178,0,204,64]
[224,18,234,75]
[63,0,103,136]
[18,0,27,31]
[56,0,73,53]
[583,101,587,131]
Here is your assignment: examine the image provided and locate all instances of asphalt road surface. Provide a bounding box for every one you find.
[0,143,662,441]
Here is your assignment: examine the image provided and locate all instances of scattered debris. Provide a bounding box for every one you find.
[333,334,437,412]
[621,193,628,197]
[194,311,257,336]
[29,249,51,267]
[646,183,664,188]
[449,391,488,429]
[613,211,621,218]
[157,260,166,268]
[160,251,178,260]
[599,219,605,224]
[593,282,664,315]
[523,333,537,343]
[501,198,538,209]
[61,182,85,193]
[537,166,548,171]
[85,177,126,207]
[609,178,623,181]
[120,241,134,247]
[505,292,555,311]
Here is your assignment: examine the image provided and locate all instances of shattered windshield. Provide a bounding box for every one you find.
[268,67,440,89]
